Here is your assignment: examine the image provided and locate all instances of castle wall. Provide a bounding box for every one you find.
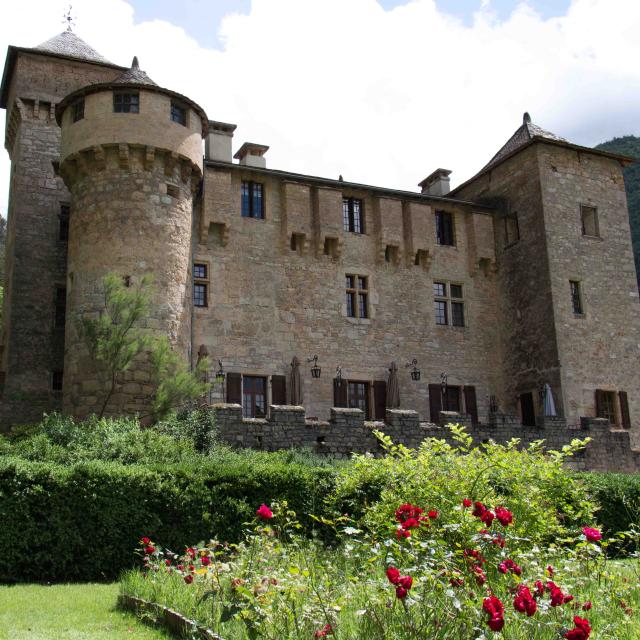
[453,145,561,418]
[537,145,640,445]
[195,165,502,422]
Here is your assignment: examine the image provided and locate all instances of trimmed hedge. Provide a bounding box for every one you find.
[0,456,335,583]
[577,472,640,552]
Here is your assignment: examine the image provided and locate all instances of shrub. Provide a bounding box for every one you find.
[0,455,335,582]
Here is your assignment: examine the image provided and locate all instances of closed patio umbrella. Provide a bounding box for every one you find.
[289,356,303,405]
[387,361,400,409]
[543,383,557,416]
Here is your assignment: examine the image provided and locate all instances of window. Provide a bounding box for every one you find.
[54,287,66,328]
[193,262,209,307]
[113,92,139,113]
[170,101,187,126]
[434,281,465,327]
[241,181,264,219]
[52,370,63,392]
[166,184,179,198]
[343,197,364,233]
[570,280,583,315]
[346,274,368,319]
[242,375,267,418]
[59,204,70,241]
[596,390,617,424]
[348,381,370,418]
[504,212,520,246]
[581,205,599,237]
[72,99,84,123]
[443,386,461,412]
[435,211,455,246]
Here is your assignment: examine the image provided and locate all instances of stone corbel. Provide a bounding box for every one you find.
[118,143,130,170]
[144,146,155,171]
[164,151,179,177]
[92,145,106,171]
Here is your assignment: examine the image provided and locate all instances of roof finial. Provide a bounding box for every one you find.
[523,112,532,124]
[131,56,139,70]
[62,4,76,31]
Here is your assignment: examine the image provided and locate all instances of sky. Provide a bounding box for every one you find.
[1,0,639,219]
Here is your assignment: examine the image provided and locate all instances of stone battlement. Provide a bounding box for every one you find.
[212,404,640,473]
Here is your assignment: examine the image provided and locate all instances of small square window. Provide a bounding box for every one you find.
[433,282,446,297]
[570,280,583,315]
[452,302,465,327]
[581,205,599,238]
[241,181,264,219]
[434,300,448,325]
[194,283,207,307]
[170,102,187,126]
[72,99,84,123]
[346,274,368,319]
[193,263,207,279]
[435,211,455,246]
[113,92,139,113]
[450,284,463,299]
[433,281,465,327]
[343,197,364,233]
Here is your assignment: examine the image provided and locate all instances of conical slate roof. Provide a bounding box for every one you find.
[113,56,157,86]
[482,112,566,172]
[35,30,113,65]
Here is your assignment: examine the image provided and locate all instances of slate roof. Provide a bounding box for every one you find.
[34,30,112,65]
[113,56,157,86]
[482,112,566,172]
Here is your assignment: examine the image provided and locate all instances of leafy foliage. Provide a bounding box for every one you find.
[596,135,640,291]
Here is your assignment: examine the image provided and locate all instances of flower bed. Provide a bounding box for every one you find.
[121,499,639,639]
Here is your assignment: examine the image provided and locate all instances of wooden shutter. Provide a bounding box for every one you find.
[227,372,242,404]
[373,380,387,420]
[429,384,442,423]
[271,375,287,406]
[333,378,348,408]
[464,386,479,426]
[595,389,605,418]
[619,391,631,429]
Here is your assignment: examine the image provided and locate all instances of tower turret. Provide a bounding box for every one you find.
[56,57,208,418]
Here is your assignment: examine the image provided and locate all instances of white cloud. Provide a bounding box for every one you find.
[1,0,640,218]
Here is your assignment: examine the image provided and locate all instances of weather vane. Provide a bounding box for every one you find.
[62,5,76,32]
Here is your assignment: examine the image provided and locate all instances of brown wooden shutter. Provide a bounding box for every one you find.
[595,389,605,418]
[619,391,631,429]
[333,378,348,408]
[373,380,387,420]
[227,372,242,404]
[429,384,442,423]
[464,386,479,426]
[271,375,287,406]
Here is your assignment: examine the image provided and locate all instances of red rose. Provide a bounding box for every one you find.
[386,567,401,584]
[140,536,151,545]
[495,506,513,527]
[546,565,555,577]
[564,616,591,640]
[395,503,424,523]
[487,615,505,632]
[256,504,273,520]
[186,547,196,558]
[534,581,545,598]
[177,564,184,571]
[582,601,592,611]
[165,559,171,566]
[201,556,211,567]
[397,575,413,590]
[184,574,193,584]
[463,498,472,508]
[144,545,155,555]
[473,566,487,585]
[396,586,408,599]
[582,527,602,543]
[472,502,487,518]
[396,528,411,540]
[513,586,537,616]
[401,517,420,530]
[481,510,495,526]
[428,510,438,519]
[483,595,504,617]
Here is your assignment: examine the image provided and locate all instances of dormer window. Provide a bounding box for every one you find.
[72,99,84,123]
[113,92,139,113]
[170,101,187,126]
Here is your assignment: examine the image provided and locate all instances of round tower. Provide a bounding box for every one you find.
[56,57,208,418]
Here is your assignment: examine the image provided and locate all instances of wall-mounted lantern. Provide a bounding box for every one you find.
[440,371,448,406]
[405,358,421,381]
[336,365,343,387]
[307,355,321,379]
[214,360,225,384]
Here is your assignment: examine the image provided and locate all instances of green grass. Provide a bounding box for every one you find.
[0,583,171,640]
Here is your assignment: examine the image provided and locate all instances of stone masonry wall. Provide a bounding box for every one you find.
[213,404,640,473]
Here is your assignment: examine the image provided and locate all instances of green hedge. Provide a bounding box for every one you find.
[0,456,335,583]
[577,472,640,552]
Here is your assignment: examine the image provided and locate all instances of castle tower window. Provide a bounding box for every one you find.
[170,101,187,126]
[595,389,617,425]
[193,262,209,307]
[347,381,370,418]
[435,211,455,246]
[72,99,84,123]
[242,375,267,418]
[433,281,465,327]
[58,203,70,241]
[581,204,599,238]
[52,370,63,393]
[343,197,364,233]
[54,287,66,328]
[570,280,583,315]
[346,274,368,318]
[241,181,264,219]
[113,91,139,113]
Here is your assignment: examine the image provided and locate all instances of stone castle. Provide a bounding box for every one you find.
[1,29,639,466]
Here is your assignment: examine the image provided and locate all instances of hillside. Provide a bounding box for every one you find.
[595,135,640,291]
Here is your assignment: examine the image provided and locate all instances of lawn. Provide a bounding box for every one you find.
[0,583,171,640]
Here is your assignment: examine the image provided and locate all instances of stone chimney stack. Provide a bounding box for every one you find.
[418,168,452,196]
[234,142,269,168]
[205,120,236,162]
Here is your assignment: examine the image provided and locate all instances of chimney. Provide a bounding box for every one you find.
[205,120,237,162]
[234,142,269,168]
[418,168,452,196]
